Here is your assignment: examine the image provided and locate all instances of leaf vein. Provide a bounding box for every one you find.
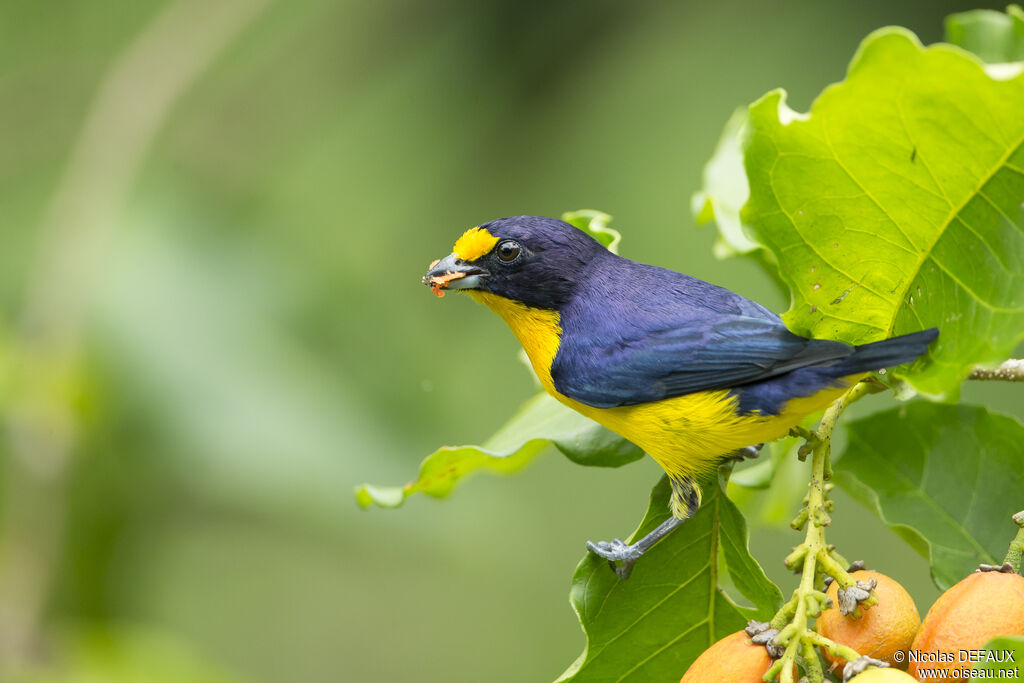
[952,213,1014,274]
[820,115,918,249]
[929,254,1023,313]
[977,188,1024,237]
[584,563,711,665]
[896,84,954,206]
[614,617,711,682]
[856,435,993,560]
[887,131,1024,334]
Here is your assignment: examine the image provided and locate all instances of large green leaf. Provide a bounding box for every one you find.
[834,403,1024,589]
[355,393,642,509]
[946,5,1024,64]
[557,471,781,682]
[700,26,1024,399]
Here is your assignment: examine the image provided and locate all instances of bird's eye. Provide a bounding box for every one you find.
[496,240,522,263]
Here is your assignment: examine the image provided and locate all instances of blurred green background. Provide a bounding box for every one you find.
[1,1,1019,681]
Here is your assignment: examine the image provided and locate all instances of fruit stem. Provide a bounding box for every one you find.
[805,630,863,663]
[801,636,824,680]
[817,551,856,590]
[1004,510,1024,574]
[770,593,799,631]
[762,380,879,683]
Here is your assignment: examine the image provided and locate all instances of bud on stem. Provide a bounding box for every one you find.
[1003,510,1024,574]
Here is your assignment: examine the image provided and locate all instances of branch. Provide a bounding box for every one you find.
[761,359,1020,681]
[763,381,882,683]
[969,359,1024,381]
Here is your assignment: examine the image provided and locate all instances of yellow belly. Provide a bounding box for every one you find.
[468,291,853,481]
[556,385,850,481]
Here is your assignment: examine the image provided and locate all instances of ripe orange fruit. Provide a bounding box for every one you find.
[847,667,917,681]
[680,631,774,682]
[907,571,1024,682]
[817,570,920,670]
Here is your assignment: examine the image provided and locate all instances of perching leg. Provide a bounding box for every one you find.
[586,474,701,580]
[586,440,763,580]
[586,516,684,580]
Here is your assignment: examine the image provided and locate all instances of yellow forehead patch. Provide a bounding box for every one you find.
[452,227,499,261]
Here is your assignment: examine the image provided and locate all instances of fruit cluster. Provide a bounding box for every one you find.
[680,567,1024,682]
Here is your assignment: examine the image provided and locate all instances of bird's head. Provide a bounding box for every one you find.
[422,216,607,309]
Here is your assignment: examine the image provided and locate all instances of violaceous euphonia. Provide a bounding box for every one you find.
[423,216,937,578]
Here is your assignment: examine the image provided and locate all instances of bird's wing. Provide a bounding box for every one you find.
[551,315,854,408]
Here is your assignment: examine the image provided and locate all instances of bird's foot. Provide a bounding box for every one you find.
[586,515,686,580]
[730,442,765,463]
[586,538,642,580]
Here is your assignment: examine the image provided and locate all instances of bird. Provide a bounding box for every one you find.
[423,216,938,579]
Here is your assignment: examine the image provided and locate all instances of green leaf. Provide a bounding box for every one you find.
[690,109,792,298]
[691,108,761,258]
[974,636,1024,676]
[562,209,621,254]
[946,5,1024,65]
[834,403,1024,589]
[703,27,1024,399]
[557,471,781,682]
[355,393,642,509]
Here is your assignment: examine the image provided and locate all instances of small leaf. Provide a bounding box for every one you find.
[974,635,1024,676]
[691,108,761,258]
[702,27,1024,399]
[946,5,1024,65]
[355,393,642,509]
[834,403,1024,589]
[557,471,781,682]
[562,209,621,254]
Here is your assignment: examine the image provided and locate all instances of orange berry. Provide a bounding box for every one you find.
[680,631,774,683]
[907,571,1024,682]
[817,570,920,670]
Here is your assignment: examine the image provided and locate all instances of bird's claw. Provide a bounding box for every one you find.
[586,538,642,580]
[730,443,765,463]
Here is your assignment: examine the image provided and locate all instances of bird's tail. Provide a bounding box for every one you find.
[832,328,939,376]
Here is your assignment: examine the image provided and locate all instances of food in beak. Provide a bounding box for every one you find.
[425,269,466,298]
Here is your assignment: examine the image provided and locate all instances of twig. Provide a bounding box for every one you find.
[969,359,1024,381]
[763,381,881,683]
[761,357,1022,680]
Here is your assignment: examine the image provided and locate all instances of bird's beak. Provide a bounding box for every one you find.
[422,253,489,297]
